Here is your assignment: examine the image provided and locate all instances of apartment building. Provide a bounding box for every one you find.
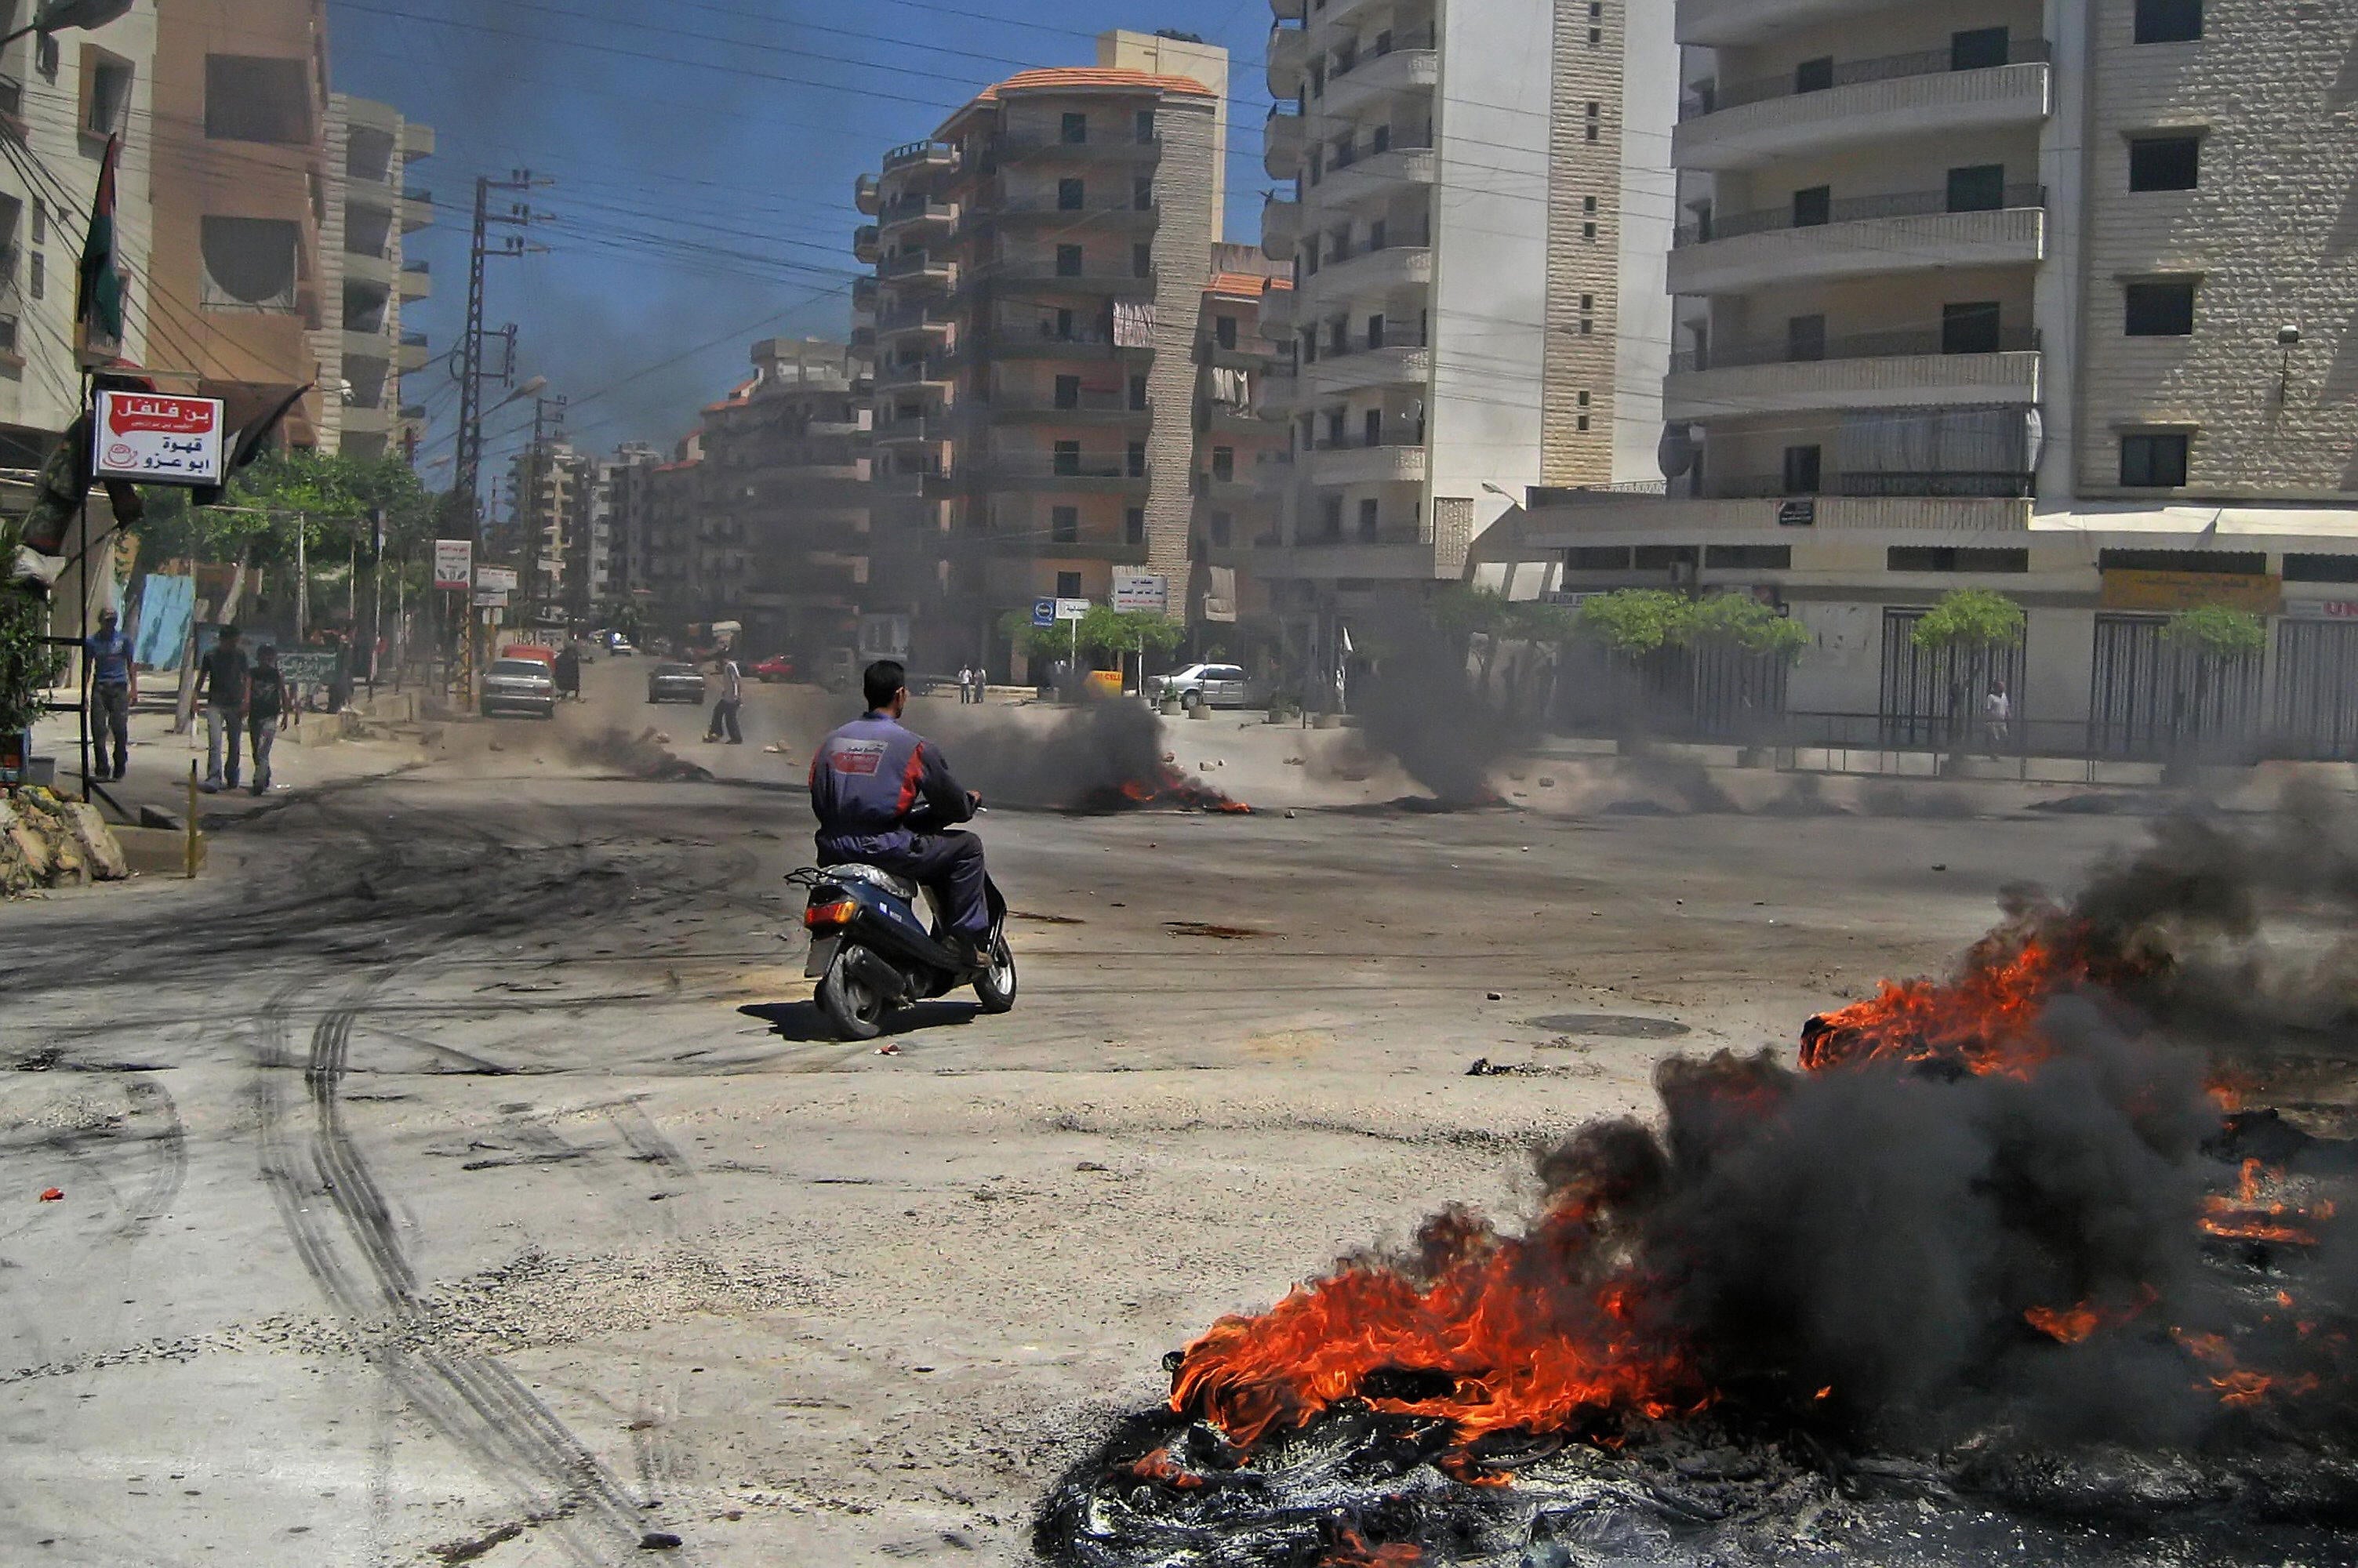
[1255,0,1674,677]
[1193,252,1289,641]
[150,0,332,448]
[0,1,154,466]
[314,96,431,459]
[856,36,1227,671]
[596,441,662,615]
[686,338,872,657]
[646,435,703,632]
[1480,0,2358,760]
[506,439,589,626]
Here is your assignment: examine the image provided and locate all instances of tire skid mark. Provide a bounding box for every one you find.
[111,1078,187,1240]
[256,980,692,1566]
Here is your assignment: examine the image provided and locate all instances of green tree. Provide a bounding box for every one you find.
[2162,604,2266,661]
[1076,605,1183,664]
[1909,587,2026,655]
[1575,589,1690,655]
[1679,593,1810,662]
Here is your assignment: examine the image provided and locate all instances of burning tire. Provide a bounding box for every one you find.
[975,934,1017,1014]
[816,956,885,1040]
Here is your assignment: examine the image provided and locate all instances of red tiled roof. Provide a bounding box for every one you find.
[1206,271,1288,299]
[983,67,1215,101]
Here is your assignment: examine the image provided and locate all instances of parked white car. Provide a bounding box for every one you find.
[1149,663,1254,711]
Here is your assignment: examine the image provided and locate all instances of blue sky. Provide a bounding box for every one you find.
[326,0,1281,491]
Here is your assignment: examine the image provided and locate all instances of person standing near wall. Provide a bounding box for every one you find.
[246,644,287,797]
[194,626,249,793]
[84,608,135,782]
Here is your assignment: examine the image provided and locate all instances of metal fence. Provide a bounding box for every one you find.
[2087,613,2265,761]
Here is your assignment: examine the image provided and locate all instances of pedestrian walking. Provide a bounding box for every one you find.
[247,644,287,796]
[971,662,986,706]
[84,607,135,782]
[957,663,974,705]
[554,642,581,702]
[1984,678,2012,757]
[195,626,250,793]
[706,652,744,744]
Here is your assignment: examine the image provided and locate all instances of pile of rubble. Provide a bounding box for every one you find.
[0,787,130,895]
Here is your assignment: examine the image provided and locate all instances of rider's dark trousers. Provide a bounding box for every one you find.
[870,829,990,944]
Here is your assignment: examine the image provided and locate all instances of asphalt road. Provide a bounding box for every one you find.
[0,697,2171,1566]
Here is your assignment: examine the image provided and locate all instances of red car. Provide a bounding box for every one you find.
[751,655,796,683]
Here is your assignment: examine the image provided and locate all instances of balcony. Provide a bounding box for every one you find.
[1669,194,2044,295]
[881,250,957,289]
[981,198,1158,234]
[1675,50,2051,172]
[1271,0,1303,19]
[1324,45,1438,122]
[855,172,881,216]
[343,250,394,289]
[1300,241,1432,310]
[875,354,954,391]
[876,303,951,341]
[1669,340,2040,421]
[1262,194,1299,258]
[1306,438,1428,486]
[854,224,881,264]
[974,455,1150,495]
[1304,341,1430,397]
[853,275,879,310]
[1202,399,1275,435]
[397,330,430,372]
[884,140,957,174]
[879,195,959,238]
[1217,538,1451,581]
[985,388,1150,426]
[401,188,433,233]
[988,325,1141,359]
[1191,472,1260,510]
[996,130,1159,163]
[1680,0,1904,49]
[343,403,391,436]
[986,260,1156,295]
[1317,143,1438,212]
[1259,284,1296,330]
[1268,22,1306,96]
[399,259,431,299]
[343,328,391,365]
[1264,105,1302,178]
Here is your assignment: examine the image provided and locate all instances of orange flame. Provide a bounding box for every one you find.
[1321,1530,1424,1566]
[2025,1284,2158,1345]
[1123,1447,1204,1490]
[1110,761,1252,814]
[2199,1160,2323,1247]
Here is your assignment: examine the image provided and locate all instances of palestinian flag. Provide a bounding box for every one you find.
[75,135,125,368]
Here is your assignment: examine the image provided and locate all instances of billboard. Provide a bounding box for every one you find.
[1111,572,1168,614]
[433,539,474,590]
[92,392,224,486]
[475,565,519,593]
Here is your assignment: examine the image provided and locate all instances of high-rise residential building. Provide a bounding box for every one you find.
[646,434,704,630]
[1192,249,1289,641]
[507,439,590,626]
[686,338,872,657]
[316,95,432,459]
[597,441,663,615]
[856,38,1228,671]
[1255,0,1674,673]
[150,0,332,448]
[1480,0,2358,761]
[0,2,155,467]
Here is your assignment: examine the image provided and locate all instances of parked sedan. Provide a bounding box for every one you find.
[1148,662,1254,711]
[647,662,708,704]
[751,654,795,683]
[481,658,558,720]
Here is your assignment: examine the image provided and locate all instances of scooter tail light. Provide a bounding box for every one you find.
[804,901,859,928]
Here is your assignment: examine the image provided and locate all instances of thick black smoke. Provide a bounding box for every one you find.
[930,699,1184,812]
[1349,617,1513,804]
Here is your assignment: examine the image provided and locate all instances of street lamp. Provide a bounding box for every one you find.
[492,376,547,414]
[1,2,135,47]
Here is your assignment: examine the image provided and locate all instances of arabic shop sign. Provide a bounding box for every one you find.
[91,392,225,486]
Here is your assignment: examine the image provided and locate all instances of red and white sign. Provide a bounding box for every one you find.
[92,391,225,485]
[2285,597,2358,621]
[433,539,474,591]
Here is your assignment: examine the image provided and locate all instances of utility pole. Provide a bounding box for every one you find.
[449,170,550,536]
[519,391,567,632]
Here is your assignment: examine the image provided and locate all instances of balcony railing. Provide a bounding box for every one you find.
[1310,429,1425,452]
[1328,24,1438,82]
[404,186,432,205]
[1327,132,1435,172]
[1709,471,2035,500]
[989,388,1144,417]
[1671,325,2040,373]
[1682,37,2052,120]
[401,329,429,347]
[885,140,957,172]
[979,455,1150,482]
[881,250,953,279]
[987,260,1157,288]
[1305,229,1433,270]
[1676,183,2045,247]
[402,259,430,274]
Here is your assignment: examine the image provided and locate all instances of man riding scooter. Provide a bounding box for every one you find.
[808,659,990,966]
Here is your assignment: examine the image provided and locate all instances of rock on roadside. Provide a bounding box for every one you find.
[0,789,131,894]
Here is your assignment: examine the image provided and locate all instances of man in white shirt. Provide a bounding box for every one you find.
[1983,679,2011,755]
[707,654,744,744]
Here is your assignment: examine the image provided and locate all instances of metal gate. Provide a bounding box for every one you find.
[1878,608,2025,750]
[2087,613,2264,760]
[2273,619,2358,760]
[1689,640,1789,741]
[1550,641,1788,740]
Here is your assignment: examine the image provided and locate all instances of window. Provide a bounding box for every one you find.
[1126,441,1146,477]
[1128,373,1149,410]
[1053,441,1081,477]
[1054,307,1076,339]
[1583,223,1597,241]
[1787,314,1826,361]
[1051,506,1078,543]
[1794,56,1833,93]
[1215,314,1237,350]
[2099,546,2262,575]
[1583,196,1597,214]
[1301,329,1318,364]
[1060,111,1088,144]
[1056,571,1082,598]
[1792,185,1831,227]
[1586,123,1600,143]
[205,56,311,143]
[1209,511,1232,546]
[1946,163,2007,212]
[1328,318,1347,354]
[82,48,133,139]
[1057,178,1085,211]
[1368,218,1388,251]
[1321,496,1344,540]
[200,216,300,310]
[1366,313,1385,349]
[1364,408,1382,447]
[1054,374,1081,409]
[1782,445,1822,495]
[1325,409,1346,445]
[1135,108,1157,143]
[1942,301,2002,354]
[1125,507,1146,544]
[1887,546,2029,573]
[1566,546,1632,570]
[2130,136,2200,191]
[2124,279,2197,336]
[1589,27,1602,44]
[2135,0,2203,45]
[1372,124,1393,156]
[1132,243,1153,278]
[1055,244,1083,277]
[1134,176,1154,211]
[31,199,44,245]
[2120,433,2190,488]
[1706,545,1793,570]
[27,250,41,300]
[1357,499,1380,540]
[1950,27,2010,71]
[1633,544,1699,571]
[2283,554,2358,583]
[1578,390,1590,406]
[1212,446,1234,481]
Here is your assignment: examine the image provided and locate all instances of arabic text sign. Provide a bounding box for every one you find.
[474,588,509,608]
[1111,573,1168,614]
[433,539,473,590]
[93,392,224,485]
[1055,597,1091,622]
[475,565,519,593]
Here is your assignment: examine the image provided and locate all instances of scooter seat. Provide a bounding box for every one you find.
[822,862,922,904]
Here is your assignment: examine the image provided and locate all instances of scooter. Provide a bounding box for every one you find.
[790,860,1016,1040]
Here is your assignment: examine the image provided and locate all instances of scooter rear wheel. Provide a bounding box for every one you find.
[818,960,885,1040]
[974,934,1018,1014]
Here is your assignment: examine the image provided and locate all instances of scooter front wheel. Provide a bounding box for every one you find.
[818,958,886,1040]
[974,935,1018,1014]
